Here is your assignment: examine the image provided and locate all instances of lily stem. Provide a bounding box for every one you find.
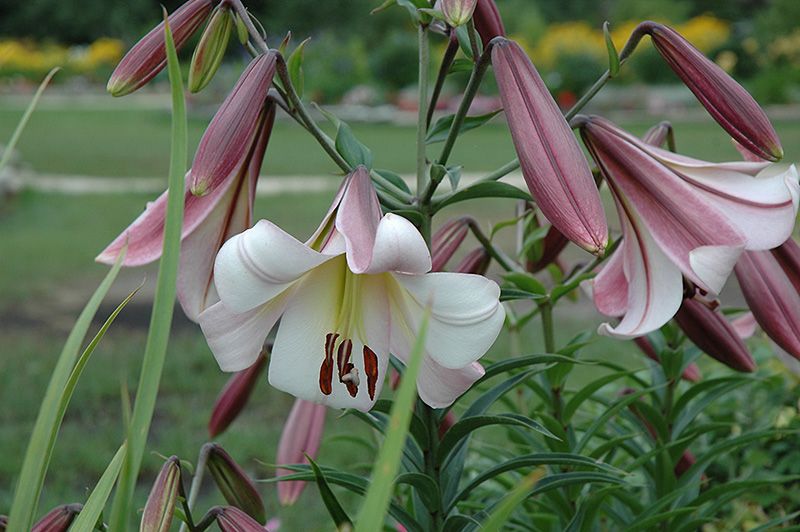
[426,36,459,129]
[466,218,524,273]
[421,403,443,532]
[416,24,431,198]
[178,443,212,532]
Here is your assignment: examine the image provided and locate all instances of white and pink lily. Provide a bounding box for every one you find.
[579,115,798,338]
[198,166,505,411]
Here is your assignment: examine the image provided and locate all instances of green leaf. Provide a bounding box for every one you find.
[504,272,547,295]
[500,288,546,302]
[374,168,411,194]
[563,371,635,423]
[480,469,545,531]
[455,24,477,60]
[426,110,502,144]
[335,123,374,169]
[443,514,482,532]
[0,67,58,175]
[109,13,188,529]
[480,353,589,383]
[69,443,128,531]
[448,58,474,74]
[603,22,620,77]
[6,250,126,531]
[434,181,531,211]
[354,309,430,532]
[438,414,558,461]
[286,38,310,99]
[395,473,439,512]
[308,457,352,528]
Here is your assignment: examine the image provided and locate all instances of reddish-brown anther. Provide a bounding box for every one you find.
[633,337,702,382]
[674,298,756,373]
[736,245,800,360]
[636,21,783,161]
[493,39,608,255]
[473,0,505,47]
[107,0,214,96]
[190,52,277,195]
[31,504,82,532]
[209,352,268,437]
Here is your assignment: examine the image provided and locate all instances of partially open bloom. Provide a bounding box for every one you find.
[735,239,800,360]
[581,115,798,338]
[107,0,215,96]
[493,39,608,255]
[473,0,505,46]
[97,102,276,322]
[199,167,504,410]
[141,457,181,532]
[674,297,756,372]
[209,351,268,437]
[31,504,82,532]
[276,399,326,506]
[635,21,783,161]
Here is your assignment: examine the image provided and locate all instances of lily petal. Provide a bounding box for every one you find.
[199,296,289,372]
[214,220,335,313]
[391,272,505,369]
[592,245,628,317]
[364,214,432,274]
[417,359,484,409]
[335,166,382,273]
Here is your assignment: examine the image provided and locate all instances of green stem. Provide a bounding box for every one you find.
[466,218,523,273]
[426,36,459,129]
[178,444,212,532]
[540,300,564,424]
[416,25,431,197]
[228,0,268,54]
[421,404,443,532]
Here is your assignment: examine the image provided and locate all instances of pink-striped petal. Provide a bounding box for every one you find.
[335,166,382,273]
[276,399,327,506]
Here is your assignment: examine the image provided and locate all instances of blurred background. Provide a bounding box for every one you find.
[1,0,799,529]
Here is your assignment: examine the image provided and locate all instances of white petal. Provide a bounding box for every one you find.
[390,272,505,369]
[214,219,336,313]
[688,244,743,295]
[364,214,432,274]
[199,296,288,372]
[417,359,484,409]
[268,258,391,411]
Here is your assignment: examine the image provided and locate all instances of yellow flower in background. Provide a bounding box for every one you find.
[0,37,123,76]
[674,15,730,54]
[530,21,605,69]
[768,29,800,67]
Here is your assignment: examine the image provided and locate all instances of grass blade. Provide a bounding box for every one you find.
[69,442,128,531]
[354,309,430,532]
[480,468,546,532]
[6,249,126,531]
[0,67,58,174]
[109,11,188,530]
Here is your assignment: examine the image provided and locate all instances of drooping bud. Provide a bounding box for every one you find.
[736,247,800,360]
[673,297,756,372]
[441,0,478,27]
[190,52,277,195]
[770,238,800,294]
[473,0,505,47]
[431,217,471,272]
[189,3,234,93]
[455,247,491,275]
[108,0,214,97]
[209,351,268,437]
[527,226,569,273]
[492,38,608,255]
[635,21,782,161]
[215,506,268,532]
[641,121,673,148]
[31,504,82,532]
[140,456,181,532]
[207,444,266,524]
[633,337,701,382]
[276,399,327,506]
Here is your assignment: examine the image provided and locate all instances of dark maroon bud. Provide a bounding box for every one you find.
[209,351,268,437]
[473,0,505,47]
[31,504,82,532]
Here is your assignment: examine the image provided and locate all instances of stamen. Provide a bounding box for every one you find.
[336,339,358,397]
[363,346,379,400]
[319,333,336,395]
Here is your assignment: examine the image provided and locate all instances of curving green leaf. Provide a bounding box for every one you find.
[433,181,531,211]
[69,443,128,531]
[426,110,502,144]
[308,457,352,528]
[439,414,558,462]
[480,469,545,531]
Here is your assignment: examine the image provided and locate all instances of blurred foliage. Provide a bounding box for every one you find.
[0,38,122,80]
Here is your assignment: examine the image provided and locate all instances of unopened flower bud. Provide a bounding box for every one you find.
[473,0,505,47]
[438,411,457,440]
[771,238,800,294]
[493,38,608,255]
[431,217,470,272]
[189,4,234,93]
[141,456,181,532]
[527,226,569,273]
[277,399,326,506]
[633,337,701,382]
[673,298,756,373]
[31,504,82,532]
[674,450,696,477]
[108,0,214,96]
[207,444,266,524]
[441,0,478,27]
[641,121,673,148]
[635,21,782,161]
[215,506,268,532]
[209,351,268,437]
[455,247,491,275]
[190,52,277,195]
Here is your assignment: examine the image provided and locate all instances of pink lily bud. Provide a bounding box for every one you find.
[31,504,82,532]
[190,52,277,195]
[736,245,800,360]
[207,444,266,523]
[635,21,782,161]
[276,399,327,506]
[473,0,505,47]
[431,217,471,272]
[441,0,478,27]
[492,39,608,255]
[141,456,181,532]
[455,247,491,275]
[633,337,702,382]
[673,298,756,373]
[527,226,569,273]
[438,411,457,439]
[209,351,268,437]
[641,121,673,148]
[107,0,215,96]
[215,506,270,531]
[770,237,800,294]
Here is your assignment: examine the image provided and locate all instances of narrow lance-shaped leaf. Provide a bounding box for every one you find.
[68,443,128,532]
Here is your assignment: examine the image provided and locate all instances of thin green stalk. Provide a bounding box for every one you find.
[466,219,523,273]
[178,444,212,532]
[422,404,443,532]
[426,36,459,129]
[416,24,430,197]
[540,300,564,424]
[228,0,268,54]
